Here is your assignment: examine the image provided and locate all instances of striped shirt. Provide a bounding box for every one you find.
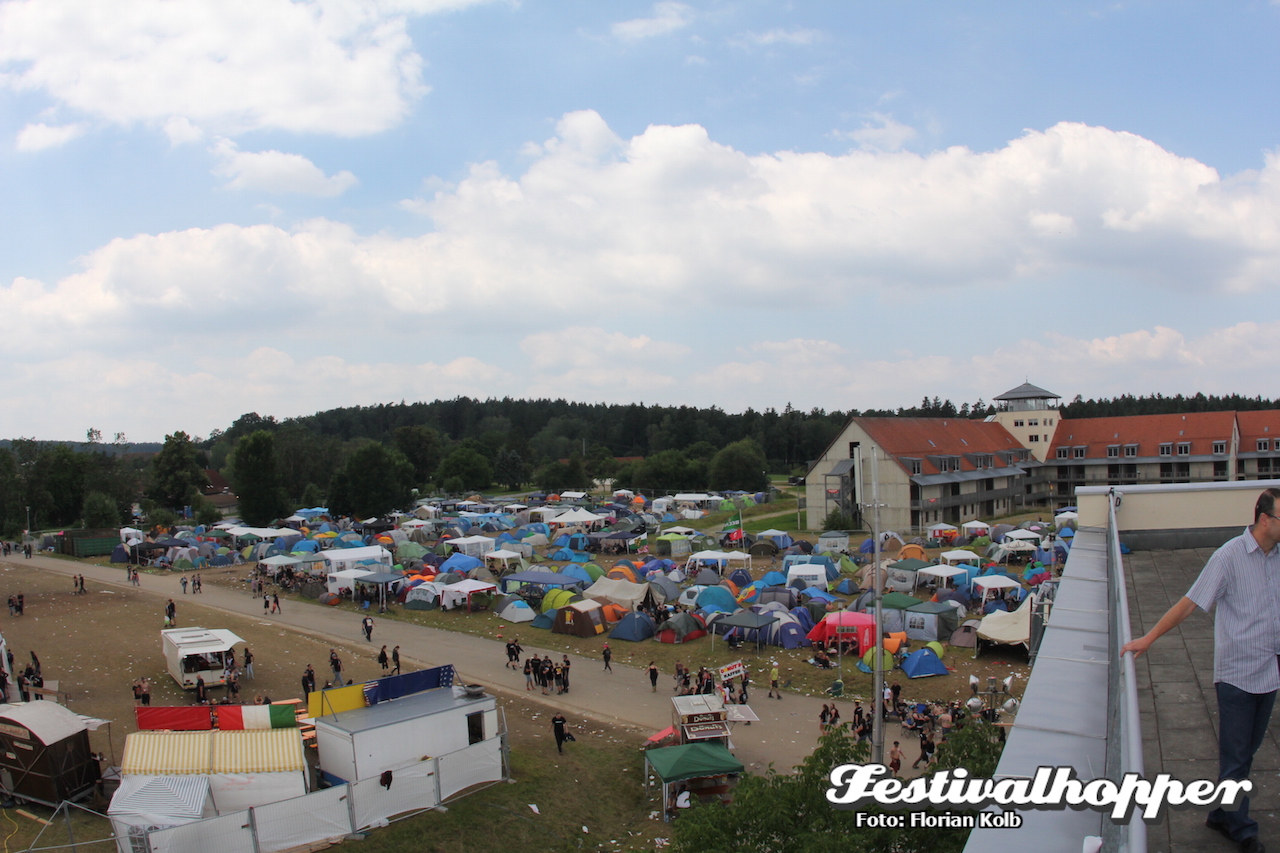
[1187,527,1280,693]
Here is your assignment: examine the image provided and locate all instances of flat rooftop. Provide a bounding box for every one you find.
[1126,546,1278,852]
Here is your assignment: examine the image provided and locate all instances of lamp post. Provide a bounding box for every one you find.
[966,674,1020,722]
[25,505,30,537]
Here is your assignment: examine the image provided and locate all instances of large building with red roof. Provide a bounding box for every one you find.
[805,383,1280,533]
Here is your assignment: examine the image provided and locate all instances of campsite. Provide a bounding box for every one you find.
[0,492,1055,851]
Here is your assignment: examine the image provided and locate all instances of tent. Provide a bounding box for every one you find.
[318,545,392,574]
[903,601,961,642]
[109,774,217,850]
[972,575,1022,607]
[644,742,743,817]
[939,549,981,566]
[915,564,968,592]
[900,647,949,679]
[656,612,707,644]
[583,577,653,610]
[120,729,307,814]
[977,595,1033,650]
[500,570,583,595]
[874,592,923,634]
[695,586,738,613]
[815,531,849,554]
[950,619,982,648]
[540,588,581,614]
[713,610,779,650]
[609,612,657,642]
[494,597,536,623]
[785,563,828,591]
[0,702,101,807]
[552,599,607,637]
[439,579,497,611]
[806,611,876,653]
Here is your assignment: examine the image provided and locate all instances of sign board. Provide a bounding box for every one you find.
[718,661,745,682]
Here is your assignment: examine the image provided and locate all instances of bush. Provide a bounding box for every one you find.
[822,509,853,531]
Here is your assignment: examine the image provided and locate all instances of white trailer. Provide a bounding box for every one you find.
[161,627,244,689]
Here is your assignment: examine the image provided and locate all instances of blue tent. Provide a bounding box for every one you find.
[770,620,809,649]
[761,571,787,587]
[292,539,320,552]
[559,565,593,585]
[727,569,753,588]
[439,552,483,574]
[530,611,555,630]
[110,543,129,563]
[901,647,949,679]
[696,586,738,613]
[801,588,838,604]
[833,578,860,595]
[550,547,576,561]
[858,538,876,554]
[788,606,816,633]
[610,612,657,642]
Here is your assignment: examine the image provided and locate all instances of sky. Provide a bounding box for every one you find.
[3,0,1280,443]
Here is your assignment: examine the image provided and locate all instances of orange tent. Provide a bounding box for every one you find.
[607,566,639,583]
[899,544,927,561]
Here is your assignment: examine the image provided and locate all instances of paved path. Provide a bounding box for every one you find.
[12,554,919,777]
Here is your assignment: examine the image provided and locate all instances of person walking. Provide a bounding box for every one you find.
[889,741,903,777]
[523,657,534,691]
[164,598,176,626]
[301,664,316,697]
[243,648,254,680]
[271,593,281,614]
[329,650,343,684]
[378,645,389,672]
[602,643,613,673]
[551,712,568,754]
[1123,488,1280,853]
[768,663,780,699]
[391,646,401,675]
[561,656,571,693]
[263,594,271,614]
[648,661,659,692]
[819,703,831,733]
[361,615,374,642]
[180,576,188,594]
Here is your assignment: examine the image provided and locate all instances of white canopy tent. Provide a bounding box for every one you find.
[939,549,982,566]
[971,574,1022,606]
[915,564,969,591]
[440,579,497,611]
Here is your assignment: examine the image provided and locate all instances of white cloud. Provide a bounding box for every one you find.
[612,2,693,41]
[14,121,86,150]
[0,0,494,139]
[731,28,822,47]
[5,117,1280,438]
[212,140,358,196]
[838,112,918,153]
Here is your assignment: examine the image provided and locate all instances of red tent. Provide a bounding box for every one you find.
[806,611,877,654]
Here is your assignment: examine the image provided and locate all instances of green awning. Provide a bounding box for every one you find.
[645,742,743,784]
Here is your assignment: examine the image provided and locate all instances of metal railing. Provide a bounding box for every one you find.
[1104,487,1146,853]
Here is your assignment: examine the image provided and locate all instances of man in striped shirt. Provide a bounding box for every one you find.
[1124,488,1280,853]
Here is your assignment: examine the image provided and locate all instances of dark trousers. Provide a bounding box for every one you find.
[1210,681,1276,841]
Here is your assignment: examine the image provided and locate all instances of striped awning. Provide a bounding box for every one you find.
[122,729,305,775]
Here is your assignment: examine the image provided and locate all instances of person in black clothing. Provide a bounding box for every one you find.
[602,644,613,672]
[391,646,401,675]
[378,645,389,672]
[302,664,316,697]
[551,713,568,753]
[561,656,571,693]
[195,676,207,704]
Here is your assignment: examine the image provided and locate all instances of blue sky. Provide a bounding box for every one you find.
[2,0,1279,442]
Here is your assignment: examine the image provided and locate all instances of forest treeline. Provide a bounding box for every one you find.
[1,391,1275,536]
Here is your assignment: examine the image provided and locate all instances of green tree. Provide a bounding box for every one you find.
[232,430,287,526]
[493,447,529,492]
[147,431,206,510]
[393,425,445,485]
[329,443,415,518]
[673,722,1005,853]
[822,508,854,532]
[192,494,222,526]
[435,442,493,493]
[707,439,768,491]
[81,491,120,528]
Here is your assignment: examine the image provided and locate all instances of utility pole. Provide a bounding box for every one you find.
[864,448,888,766]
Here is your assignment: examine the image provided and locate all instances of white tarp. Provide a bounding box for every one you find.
[915,564,968,590]
[318,546,391,574]
[440,579,497,610]
[326,569,378,595]
[977,595,1033,647]
[939,549,981,565]
[582,577,651,610]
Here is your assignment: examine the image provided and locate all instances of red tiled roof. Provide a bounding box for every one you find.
[1049,412,1236,458]
[853,417,1022,476]
[1235,410,1280,444]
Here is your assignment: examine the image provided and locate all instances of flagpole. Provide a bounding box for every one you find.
[870,448,885,767]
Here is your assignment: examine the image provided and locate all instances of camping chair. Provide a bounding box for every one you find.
[825,679,844,698]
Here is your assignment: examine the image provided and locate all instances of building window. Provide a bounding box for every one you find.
[1213,441,1226,454]
[1159,443,1172,456]
[1124,444,1138,457]
[1073,446,1086,459]
[906,459,922,475]
[1259,439,1271,452]
[1214,460,1228,480]
[1106,445,1120,458]
[1045,418,1054,426]
[1029,434,1040,442]
[1177,442,1190,456]
[1056,447,1069,460]
[1028,418,1039,427]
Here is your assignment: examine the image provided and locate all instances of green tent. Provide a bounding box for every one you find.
[644,743,743,800]
[541,587,579,614]
[880,591,921,610]
[889,558,933,572]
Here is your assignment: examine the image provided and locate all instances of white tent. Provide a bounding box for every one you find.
[972,574,1021,606]
[960,520,990,534]
[682,550,751,574]
[552,508,603,525]
[915,564,969,591]
[786,563,828,591]
[318,545,391,574]
[582,577,651,610]
[977,594,1033,648]
[446,536,497,557]
[939,549,981,566]
[326,568,378,595]
[440,579,497,610]
[109,774,216,853]
[483,550,523,573]
[926,522,958,536]
[1004,529,1041,541]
